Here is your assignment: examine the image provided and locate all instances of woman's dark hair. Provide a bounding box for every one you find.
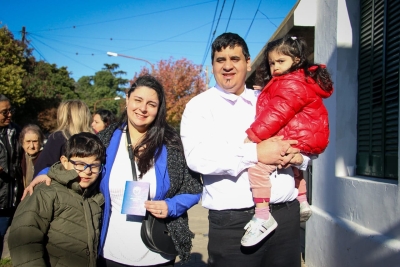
[64,132,106,164]
[255,35,333,93]
[118,75,182,177]
[94,109,116,127]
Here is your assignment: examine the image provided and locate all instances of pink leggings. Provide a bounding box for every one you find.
[249,162,306,199]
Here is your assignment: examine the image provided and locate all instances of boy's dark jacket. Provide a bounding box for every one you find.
[8,162,104,267]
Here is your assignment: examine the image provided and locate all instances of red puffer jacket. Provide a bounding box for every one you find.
[246,67,333,154]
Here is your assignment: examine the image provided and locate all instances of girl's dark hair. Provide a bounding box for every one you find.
[64,132,106,163]
[94,109,116,127]
[255,35,333,93]
[118,75,182,177]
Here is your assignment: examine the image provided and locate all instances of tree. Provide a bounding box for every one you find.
[18,60,77,130]
[0,26,26,105]
[76,64,128,115]
[132,57,206,129]
[0,26,77,130]
[101,63,128,93]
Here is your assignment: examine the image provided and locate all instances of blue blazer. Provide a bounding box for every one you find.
[98,127,201,252]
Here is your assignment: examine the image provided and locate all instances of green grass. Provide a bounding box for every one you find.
[0,258,12,267]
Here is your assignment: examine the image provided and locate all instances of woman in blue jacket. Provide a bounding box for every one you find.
[96,75,202,267]
[25,75,202,266]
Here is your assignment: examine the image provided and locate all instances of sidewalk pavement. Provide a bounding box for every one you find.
[176,204,209,266]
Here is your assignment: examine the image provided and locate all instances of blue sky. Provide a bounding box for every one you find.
[1,0,297,84]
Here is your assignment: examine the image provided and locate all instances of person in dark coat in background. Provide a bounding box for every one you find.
[0,94,22,258]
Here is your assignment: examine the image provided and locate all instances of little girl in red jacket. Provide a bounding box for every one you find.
[241,35,333,247]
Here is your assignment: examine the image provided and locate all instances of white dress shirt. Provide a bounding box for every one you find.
[181,85,308,210]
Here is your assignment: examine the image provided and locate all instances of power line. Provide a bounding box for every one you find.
[29,33,105,54]
[244,0,262,40]
[29,35,97,71]
[200,0,227,68]
[28,20,213,56]
[258,10,278,28]
[31,1,217,33]
[200,0,220,69]
[225,0,237,32]
[29,42,47,62]
[120,21,212,53]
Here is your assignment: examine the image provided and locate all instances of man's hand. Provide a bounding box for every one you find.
[257,136,300,166]
[21,175,51,200]
[279,153,304,169]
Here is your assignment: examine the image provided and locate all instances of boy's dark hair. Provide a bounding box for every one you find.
[255,35,333,93]
[211,32,250,63]
[64,132,106,163]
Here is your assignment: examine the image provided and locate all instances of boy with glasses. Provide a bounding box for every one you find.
[8,132,105,267]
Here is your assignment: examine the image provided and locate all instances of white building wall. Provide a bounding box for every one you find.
[305,0,400,266]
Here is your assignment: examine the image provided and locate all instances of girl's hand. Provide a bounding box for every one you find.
[244,137,253,143]
[144,200,169,219]
[21,175,52,200]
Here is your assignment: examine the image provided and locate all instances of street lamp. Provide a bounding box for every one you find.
[107,51,155,73]
[94,96,122,112]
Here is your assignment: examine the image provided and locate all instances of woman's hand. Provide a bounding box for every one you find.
[144,200,169,219]
[21,175,52,200]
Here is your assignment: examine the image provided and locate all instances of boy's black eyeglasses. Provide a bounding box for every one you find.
[0,107,16,116]
[69,159,103,174]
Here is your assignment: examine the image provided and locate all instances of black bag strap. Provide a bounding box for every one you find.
[126,127,138,181]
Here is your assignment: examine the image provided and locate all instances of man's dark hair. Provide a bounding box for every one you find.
[211,32,250,63]
[64,132,106,163]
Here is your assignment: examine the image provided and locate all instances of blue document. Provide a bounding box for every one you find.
[121,181,150,216]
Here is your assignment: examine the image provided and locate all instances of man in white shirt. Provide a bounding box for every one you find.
[180,33,306,267]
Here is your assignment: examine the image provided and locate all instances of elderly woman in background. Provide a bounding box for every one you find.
[19,124,45,188]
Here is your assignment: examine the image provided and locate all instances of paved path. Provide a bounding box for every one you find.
[176,204,208,266]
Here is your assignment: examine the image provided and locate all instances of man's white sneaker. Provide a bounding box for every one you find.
[299,201,312,222]
[241,215,278,247]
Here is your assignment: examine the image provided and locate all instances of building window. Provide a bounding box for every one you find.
[357,0,399,179]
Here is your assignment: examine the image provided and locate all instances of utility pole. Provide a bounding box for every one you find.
[205,65,209,90]
[21,26,26,45]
